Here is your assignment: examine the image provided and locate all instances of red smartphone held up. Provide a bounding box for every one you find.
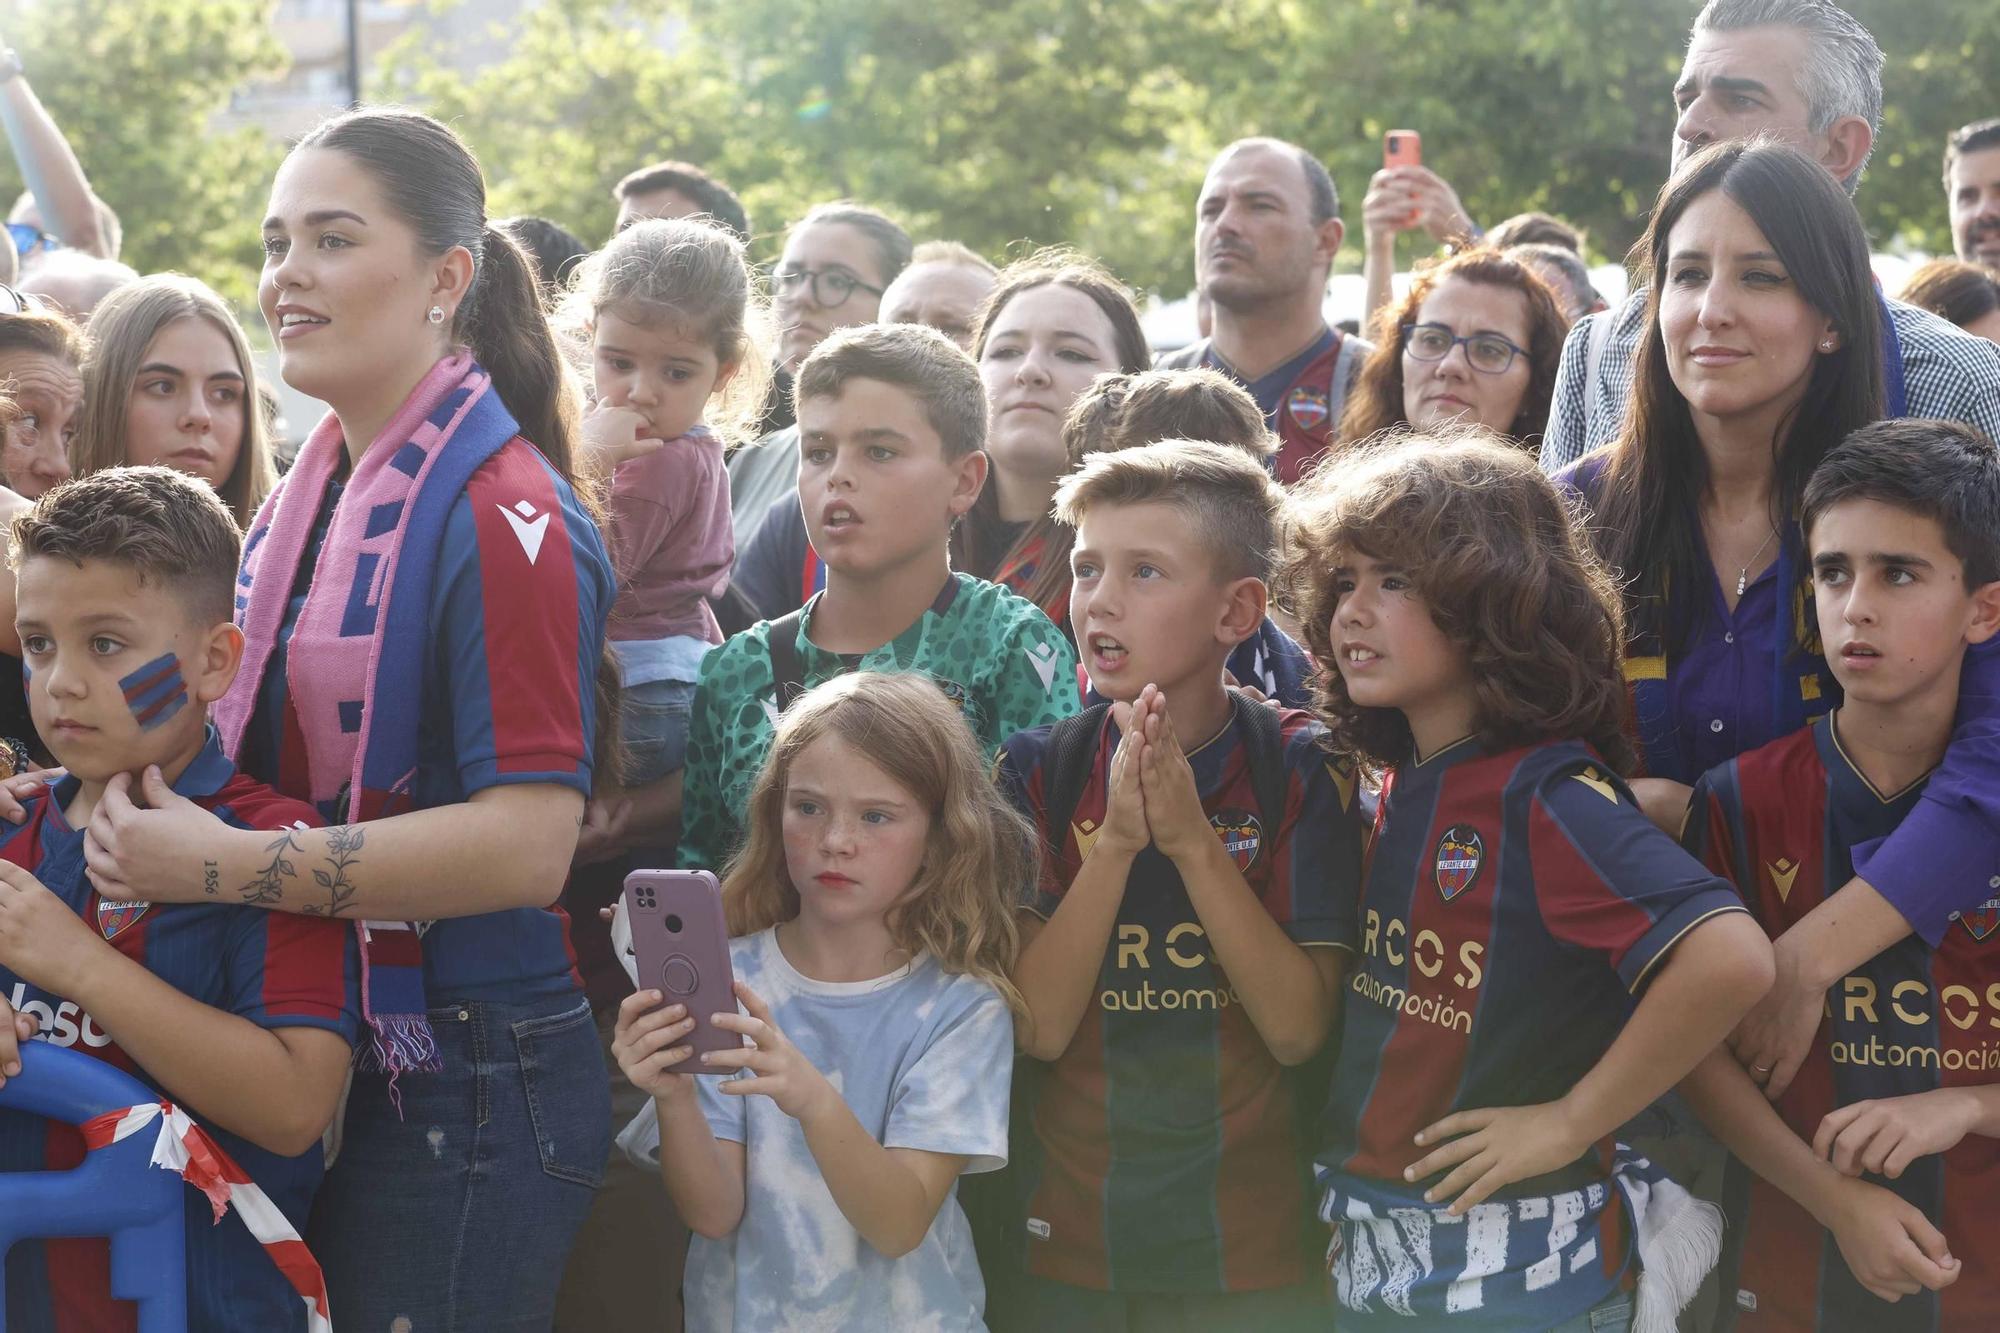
[1384,129,1423,170]
[622,869,740,1068]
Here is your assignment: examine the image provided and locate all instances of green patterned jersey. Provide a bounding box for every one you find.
[677,574,1080,871]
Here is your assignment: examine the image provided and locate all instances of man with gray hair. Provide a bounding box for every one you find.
[1538,0,2000,470]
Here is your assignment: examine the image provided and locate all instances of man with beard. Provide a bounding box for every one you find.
[1157,138,1369,485]
[1947,118,2000,274]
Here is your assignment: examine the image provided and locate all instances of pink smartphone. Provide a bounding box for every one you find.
[1383,129,1423,170]
[622,869,739,1068]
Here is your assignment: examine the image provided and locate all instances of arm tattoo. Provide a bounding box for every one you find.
[241,829,303,905]
[305,825,365,917]
[202,860,219,896]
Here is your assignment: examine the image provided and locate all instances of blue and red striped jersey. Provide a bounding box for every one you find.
[1685,716,2000,1331]
[239,440,611,1002]
[0,728,360,1332]
[995,706,1362,1293]
[1316,737,1744,1329]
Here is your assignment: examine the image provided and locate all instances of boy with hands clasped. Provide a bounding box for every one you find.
[1679,420,2000,1329]
[995,440,1361,1330]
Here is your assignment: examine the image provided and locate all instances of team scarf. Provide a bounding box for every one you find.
[990,523,1071,630]
[80,1100,333,1332]
[215,352,519,1080]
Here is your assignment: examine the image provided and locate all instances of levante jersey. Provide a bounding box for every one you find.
[1317,737,1743,1330]
[0,731,360,1333]
[996,706,1361,1293]
[239,439,611,1002]
[678,574,1079,872]
[1685,717,2000,1331]
[1155,328,1369,485]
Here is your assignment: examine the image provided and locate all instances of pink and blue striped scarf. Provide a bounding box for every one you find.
[216,353,519,1078]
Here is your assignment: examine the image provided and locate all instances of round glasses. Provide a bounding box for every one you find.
[1401,322,1528,375]
[773,265,884,311]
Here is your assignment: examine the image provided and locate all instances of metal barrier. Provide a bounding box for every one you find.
[0,1042,187,1331]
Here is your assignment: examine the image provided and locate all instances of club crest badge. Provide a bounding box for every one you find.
[1961,897,2000,942]
[1287,385,1330,432]
[1434,825,1484,901]
[96,898,149,942]
[1210,809,1263,873]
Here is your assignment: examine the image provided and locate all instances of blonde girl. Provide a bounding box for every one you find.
[613,670,1030,1332]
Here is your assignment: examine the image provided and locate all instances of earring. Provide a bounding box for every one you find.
[427,305,446,326]
[1819,338,1835,352]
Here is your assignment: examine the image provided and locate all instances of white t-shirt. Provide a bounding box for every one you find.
[619,927,1014,1332]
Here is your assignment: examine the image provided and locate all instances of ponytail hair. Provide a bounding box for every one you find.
[293,108,581,486]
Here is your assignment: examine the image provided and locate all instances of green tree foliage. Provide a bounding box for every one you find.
[3,0,286,306]
[9,0,1990,306]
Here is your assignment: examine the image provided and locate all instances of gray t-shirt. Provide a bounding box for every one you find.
[620,927,1013,1332]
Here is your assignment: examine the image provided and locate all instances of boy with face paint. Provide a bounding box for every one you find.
[0,466,358,1331]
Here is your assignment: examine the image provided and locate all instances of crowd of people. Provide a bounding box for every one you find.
[0,1,1997,1330]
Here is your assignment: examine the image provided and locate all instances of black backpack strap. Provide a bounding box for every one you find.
[763,607,808,711]
[1230,691,1292,861]
[1036,702,1114,860]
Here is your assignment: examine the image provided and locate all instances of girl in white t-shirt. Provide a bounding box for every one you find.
[613,670,1033,1331]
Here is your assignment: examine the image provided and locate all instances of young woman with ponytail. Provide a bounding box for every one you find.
[64,107,618,1327]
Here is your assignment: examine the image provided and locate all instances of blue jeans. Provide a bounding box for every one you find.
[1548,1289,1634,1333]
[306,992,611,1332]
[619,677,695,784]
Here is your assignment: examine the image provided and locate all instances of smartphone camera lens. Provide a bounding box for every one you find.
[665,913,684,934]
[635,886,656,909]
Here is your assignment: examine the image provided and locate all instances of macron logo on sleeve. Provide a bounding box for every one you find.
[1026,642,1060,694]
[498,499,550,564]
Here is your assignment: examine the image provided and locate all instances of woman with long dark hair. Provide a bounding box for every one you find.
[1567,140,1884,782]
[72,108,616,1328]
[952,250,1149,628]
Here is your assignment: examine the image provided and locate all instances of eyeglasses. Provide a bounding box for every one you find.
[1401,322,1528,375]
[773,265,884,310]
[0,284,31,316]
[4,223,59,259]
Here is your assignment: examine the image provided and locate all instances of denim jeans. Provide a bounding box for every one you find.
[619,677,695,785]
[306,992,611,1332]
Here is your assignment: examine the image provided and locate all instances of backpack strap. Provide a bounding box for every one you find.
[1037,702,1114,861]
[764,607,809,711]
[1229,692,1292,863]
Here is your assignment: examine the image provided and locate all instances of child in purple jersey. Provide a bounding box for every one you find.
[1679,419,2000,1327]
[0,468,356,1331]
[1286,431,1772,1331]
[569,216,772,851]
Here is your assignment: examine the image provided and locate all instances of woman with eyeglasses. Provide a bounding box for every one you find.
[1337,246,1570,449]
[724,202,910,561]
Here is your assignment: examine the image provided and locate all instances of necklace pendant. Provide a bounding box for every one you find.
[1736,569,1749,597]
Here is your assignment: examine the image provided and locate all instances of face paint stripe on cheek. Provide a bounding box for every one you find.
[120,652,189,731]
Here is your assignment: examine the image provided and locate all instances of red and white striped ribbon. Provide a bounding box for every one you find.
[80,1101,333,1333]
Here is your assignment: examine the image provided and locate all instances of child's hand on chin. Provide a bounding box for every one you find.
[612,988,699,1102]
[582,401,666,472]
